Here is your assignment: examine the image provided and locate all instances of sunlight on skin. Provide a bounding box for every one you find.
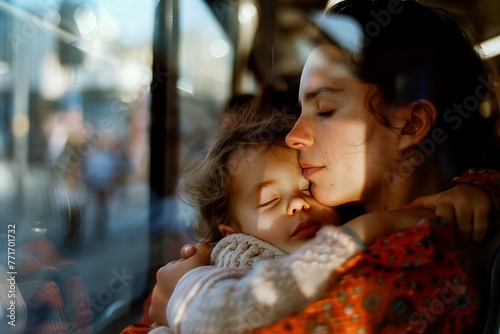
[228,146,339,254]
[287,44,426,212]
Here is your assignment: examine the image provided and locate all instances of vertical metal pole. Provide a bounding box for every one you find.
[150,0,179,199]
[256,0,276,88]
[148,0,180,287]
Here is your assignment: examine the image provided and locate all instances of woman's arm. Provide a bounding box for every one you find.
[342,208,434,246]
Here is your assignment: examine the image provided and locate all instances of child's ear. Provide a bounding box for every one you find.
[218,224,237,237]
[397,99,437,150]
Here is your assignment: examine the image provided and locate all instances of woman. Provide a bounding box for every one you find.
[251,0,500,332]
[146,0,500,332]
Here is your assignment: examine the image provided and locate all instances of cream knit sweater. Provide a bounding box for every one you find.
[152,226,362,334]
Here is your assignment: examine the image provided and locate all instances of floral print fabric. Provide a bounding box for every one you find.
[252,218,479,333]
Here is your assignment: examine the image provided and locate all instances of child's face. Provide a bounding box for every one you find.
[226,146,339,253]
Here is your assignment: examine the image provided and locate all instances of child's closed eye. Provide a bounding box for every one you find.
[259,198,279,209]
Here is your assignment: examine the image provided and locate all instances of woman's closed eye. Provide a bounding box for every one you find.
[317,110,335,117]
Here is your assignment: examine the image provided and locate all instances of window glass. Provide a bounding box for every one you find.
[178,0,234,166]
[151,0,235,248]
[0,1,155,332]
[0,0,235,332]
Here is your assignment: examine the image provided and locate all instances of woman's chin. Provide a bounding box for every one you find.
[311,186,336,207]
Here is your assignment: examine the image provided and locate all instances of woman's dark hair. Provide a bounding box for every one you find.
[325,0,499,173]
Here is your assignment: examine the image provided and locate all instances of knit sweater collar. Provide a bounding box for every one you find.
[210,233,287,270]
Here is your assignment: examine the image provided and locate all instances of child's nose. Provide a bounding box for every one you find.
[287,198,311,215]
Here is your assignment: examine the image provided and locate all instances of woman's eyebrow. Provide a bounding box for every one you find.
[245,180,276,203]
[300,87,343,104]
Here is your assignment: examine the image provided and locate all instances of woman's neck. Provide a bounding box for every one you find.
[362,161,448,213]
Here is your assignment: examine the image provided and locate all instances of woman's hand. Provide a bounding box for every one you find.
[149,242,213,326]
[402,183,490,244]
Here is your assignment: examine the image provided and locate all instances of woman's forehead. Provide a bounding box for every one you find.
[300,45,356,101]
[303,45,344,73]
[308,44,353,68]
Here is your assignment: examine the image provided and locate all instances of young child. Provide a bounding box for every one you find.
[144,102,430,334]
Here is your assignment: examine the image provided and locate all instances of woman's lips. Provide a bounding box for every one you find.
[303,167,323,179]
[292,220,323,239]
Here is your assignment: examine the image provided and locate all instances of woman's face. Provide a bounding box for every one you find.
[286,44,400,208]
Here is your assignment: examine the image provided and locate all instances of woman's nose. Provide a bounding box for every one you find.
[287,197,311,215]
[286,117,313,149]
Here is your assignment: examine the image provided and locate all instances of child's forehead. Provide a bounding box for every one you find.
[229,145,302,195]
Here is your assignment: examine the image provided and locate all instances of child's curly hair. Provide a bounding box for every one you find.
[178,99,298,242]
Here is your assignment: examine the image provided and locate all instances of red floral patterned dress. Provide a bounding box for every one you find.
[252,218,479,333]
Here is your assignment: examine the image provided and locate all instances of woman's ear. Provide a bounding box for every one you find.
[398,99,437,150]
[218,224,237,237]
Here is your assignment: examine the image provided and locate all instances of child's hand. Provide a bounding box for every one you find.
[149,242,213,326]
[402,183,490,244]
